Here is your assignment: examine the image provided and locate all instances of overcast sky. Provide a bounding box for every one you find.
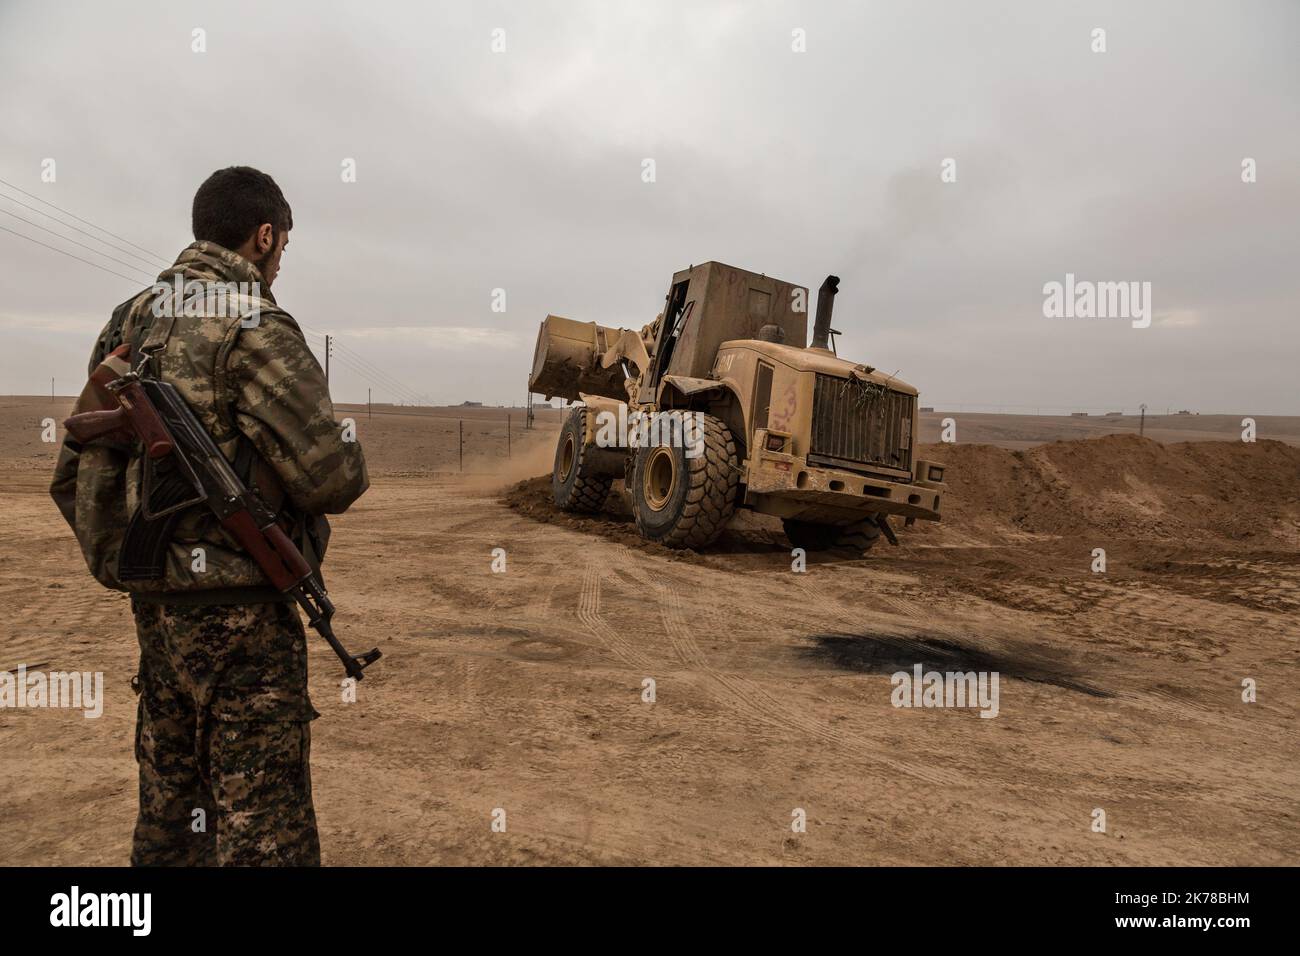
[1,0,1296,413]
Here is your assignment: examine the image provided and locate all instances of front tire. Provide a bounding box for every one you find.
[631,412,739,549]
[783,517,881,555]
[552,407,612,513]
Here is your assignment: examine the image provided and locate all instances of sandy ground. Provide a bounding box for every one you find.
[1,396,1296,865]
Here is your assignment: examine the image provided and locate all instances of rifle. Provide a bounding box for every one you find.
[64,345,381,681]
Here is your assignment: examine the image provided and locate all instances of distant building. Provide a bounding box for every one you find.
[460,401,483,407]
[1070,412,1089,417]
[920,406,935,413]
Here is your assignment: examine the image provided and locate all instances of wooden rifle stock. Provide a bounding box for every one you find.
[64,407,132,445]
[64,351,172,460]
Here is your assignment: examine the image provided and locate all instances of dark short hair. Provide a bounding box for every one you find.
[192,166,293,250]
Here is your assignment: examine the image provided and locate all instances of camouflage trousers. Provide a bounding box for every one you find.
[130,599,321,866]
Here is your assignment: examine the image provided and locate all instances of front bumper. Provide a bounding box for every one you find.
[743,433,944,522]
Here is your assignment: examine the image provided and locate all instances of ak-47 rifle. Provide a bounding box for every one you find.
[64,345,381,681]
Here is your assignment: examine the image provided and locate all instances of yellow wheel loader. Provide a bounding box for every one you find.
[528,262,946,553]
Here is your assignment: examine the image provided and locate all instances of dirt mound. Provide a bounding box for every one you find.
[920,435,1300,544]
[505,435,1300,549]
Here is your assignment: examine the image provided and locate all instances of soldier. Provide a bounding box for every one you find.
[50,166,368,866]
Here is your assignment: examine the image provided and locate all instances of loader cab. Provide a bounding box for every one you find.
[637,262,808,405]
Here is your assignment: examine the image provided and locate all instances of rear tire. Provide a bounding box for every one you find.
[552,407,612,514]
[783,517,881,555]
[631,412,738,549]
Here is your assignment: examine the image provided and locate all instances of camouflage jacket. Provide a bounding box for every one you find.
[50,241,369,604]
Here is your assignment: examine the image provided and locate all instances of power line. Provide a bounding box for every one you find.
[331,342,428,404]
[0,189,432,404]
[0,207,164,278]
[331,339,422,393]
[320,351,423,405]
[0,187,169,272]
[327,349,426,405]
[297,322,428,404]
[295,326,424,404]
[0,175,168,262]
[0,222,152,285]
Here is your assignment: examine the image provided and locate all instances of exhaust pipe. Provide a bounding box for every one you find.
[810,275,839,350]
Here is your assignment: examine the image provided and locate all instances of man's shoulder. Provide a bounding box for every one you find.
[232,303,306,343]
[222,304,318,375]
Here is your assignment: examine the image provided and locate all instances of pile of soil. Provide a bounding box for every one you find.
[920,435,1300,544]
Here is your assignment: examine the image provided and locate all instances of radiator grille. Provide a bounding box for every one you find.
[809,374,914,475]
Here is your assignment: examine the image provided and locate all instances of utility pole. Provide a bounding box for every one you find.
[507,414,512,457]
[368,387,372,421]
[458,420,463,472]
[51,377,54,400]
[1139,403,1147,437]
[324,334,331,383]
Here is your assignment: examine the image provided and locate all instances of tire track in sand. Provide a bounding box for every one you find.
[574,561,657,672]
[599,546,957,785]
[653,580,955,786]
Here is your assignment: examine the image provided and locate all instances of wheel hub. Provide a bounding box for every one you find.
[558,434,576,481]
[643,447,677,511]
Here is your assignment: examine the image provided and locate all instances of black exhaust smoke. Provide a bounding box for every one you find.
[811,275,839,350]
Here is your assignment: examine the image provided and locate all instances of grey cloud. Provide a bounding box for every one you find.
[0,0,1295,413]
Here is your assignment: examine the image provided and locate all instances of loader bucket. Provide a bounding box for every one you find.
[529,314,627,402]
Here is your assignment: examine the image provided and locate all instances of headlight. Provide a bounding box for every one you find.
[927,465,945,482]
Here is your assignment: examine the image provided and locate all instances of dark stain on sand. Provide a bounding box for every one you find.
[800,631,1113,698]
